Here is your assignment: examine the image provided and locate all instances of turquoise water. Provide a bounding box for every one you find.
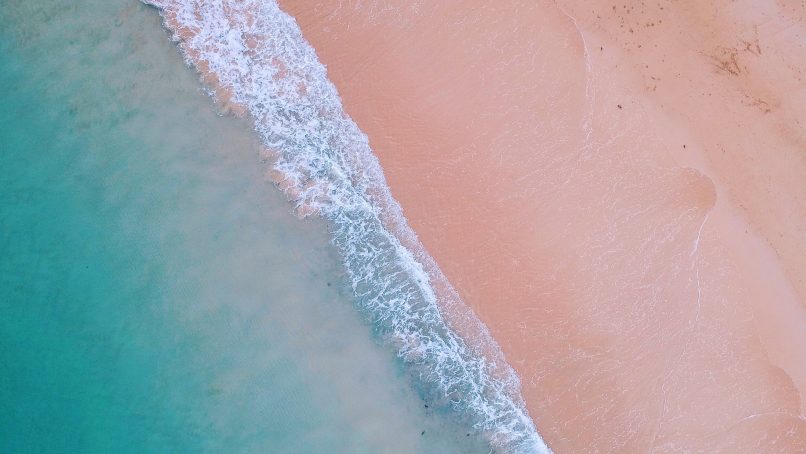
[0,1,487,452]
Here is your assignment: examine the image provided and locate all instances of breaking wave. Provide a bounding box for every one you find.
[144,1,550,452]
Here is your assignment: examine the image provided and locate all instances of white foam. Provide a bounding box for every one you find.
[144,1,550,452]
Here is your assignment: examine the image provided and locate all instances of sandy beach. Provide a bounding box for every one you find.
[280,0,806,451]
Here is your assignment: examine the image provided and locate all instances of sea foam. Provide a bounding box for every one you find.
[144,1,550,452]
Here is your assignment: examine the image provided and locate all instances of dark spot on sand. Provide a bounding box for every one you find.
[617,104,623,109]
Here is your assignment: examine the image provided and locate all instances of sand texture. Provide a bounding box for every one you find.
[280,0,806,451]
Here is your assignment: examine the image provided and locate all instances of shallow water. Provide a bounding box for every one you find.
[0,1,488,452]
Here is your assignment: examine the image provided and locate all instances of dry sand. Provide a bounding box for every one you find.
[280,0,806,451]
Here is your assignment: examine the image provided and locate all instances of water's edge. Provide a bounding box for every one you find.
[143,1,549,452]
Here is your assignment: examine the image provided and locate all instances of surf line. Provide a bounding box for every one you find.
[144,1,550,452]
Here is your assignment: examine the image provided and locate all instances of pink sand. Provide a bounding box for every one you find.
[281,1,806,451]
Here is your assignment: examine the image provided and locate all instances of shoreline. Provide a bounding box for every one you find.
[145,1,548,451]
[280,0,806,451]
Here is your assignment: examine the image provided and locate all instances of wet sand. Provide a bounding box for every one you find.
[280,0,806,451]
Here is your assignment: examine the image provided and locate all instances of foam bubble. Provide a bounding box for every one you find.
[144,1,550,452]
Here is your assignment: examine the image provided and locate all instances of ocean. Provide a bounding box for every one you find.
[0,1,544,452]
